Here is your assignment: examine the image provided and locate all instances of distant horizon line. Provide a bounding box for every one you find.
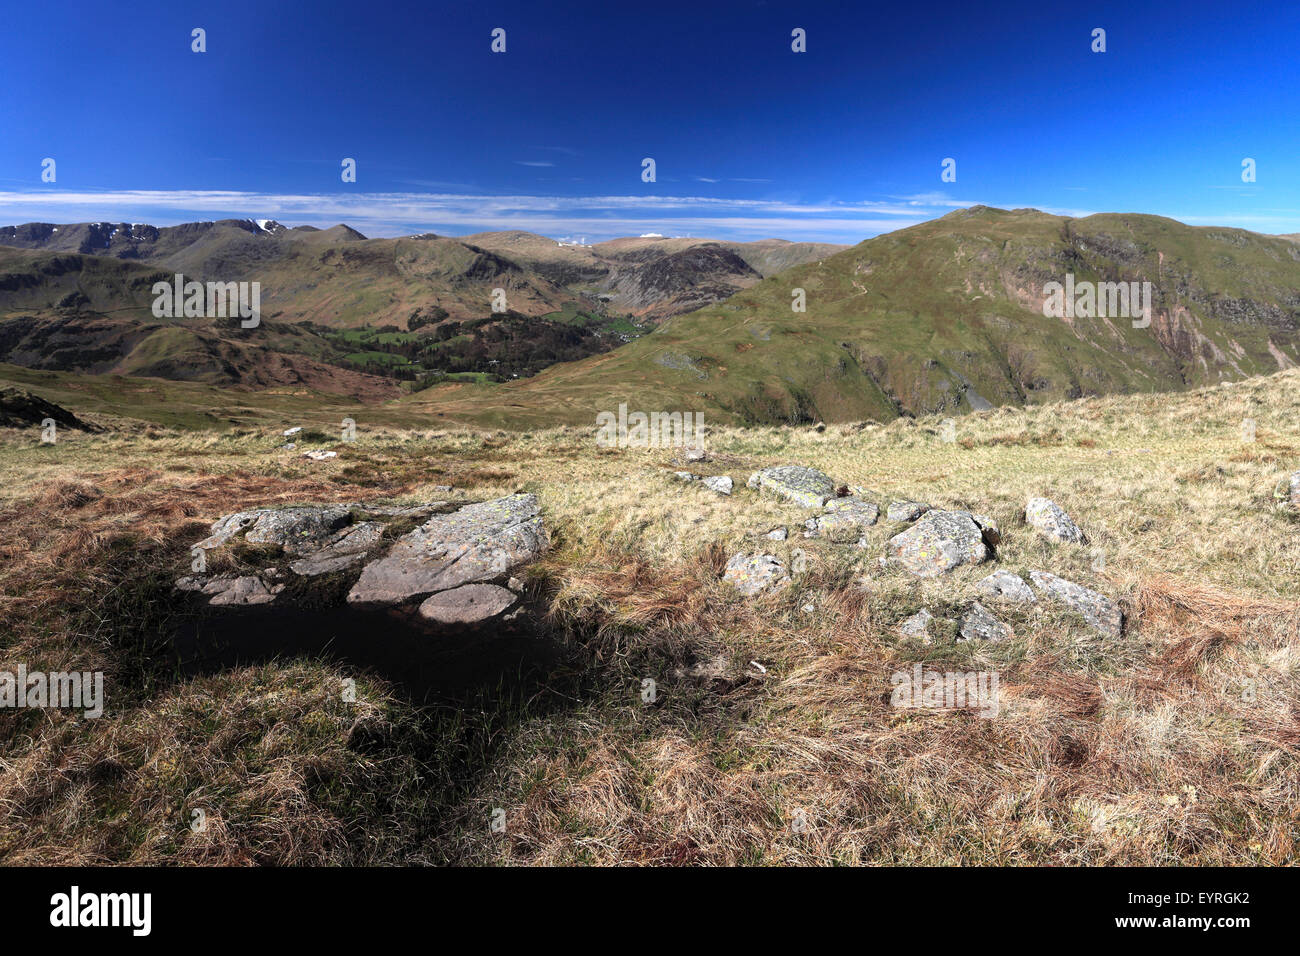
[1,201,1297,245]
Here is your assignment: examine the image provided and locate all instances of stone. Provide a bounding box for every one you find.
[702,475,733,495]
[723,553,791,596]
[1289,472,1300,509]
[177,574,284,606]
[196,505,353,553]
[959,601,1012,642]
[806,499,879,542]
[288,521,386,577]
[1025,498,1085,544]
[764,527,788,541]
[303,449,338,460]
[898,608,934,639]
[886,510,990,577]
[887,500,931,522]
[417,583,518,624]
[746,465,837,509]
[348,494,547,605]
[1029,571,1123,638]
[975,569,1035,604]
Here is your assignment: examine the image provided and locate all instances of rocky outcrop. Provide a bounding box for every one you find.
[0,386,103,432]
[177,495,545,625]
[347,495,546,607]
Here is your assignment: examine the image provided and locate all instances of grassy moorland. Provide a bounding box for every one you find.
[0,367,1297,865]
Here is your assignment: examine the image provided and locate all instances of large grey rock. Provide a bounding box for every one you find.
[723,553,791,596]
[417,583,518,624]
[1290,472,1300,509]
[746,466,837,509]
[196,505,352,554]
[348,494,546,605]
[886,500,931,522]
[288,521,386,577]
[1029,571,1123,638]
[886,510,990,577]
[1026,498,1085,544]
[975,570,1035,604]
[805,499,879,542]
[959,601,1012,642]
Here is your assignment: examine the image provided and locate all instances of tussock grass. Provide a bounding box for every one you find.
[1,370,1298,864]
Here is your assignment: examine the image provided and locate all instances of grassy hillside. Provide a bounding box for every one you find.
[405,207,1300,427]
[1,367,1296,864]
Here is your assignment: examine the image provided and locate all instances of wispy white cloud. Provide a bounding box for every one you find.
[514,161,555,168]
[0,188,1286,242]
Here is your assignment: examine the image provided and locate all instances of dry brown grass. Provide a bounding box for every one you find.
[2,370,1299,865]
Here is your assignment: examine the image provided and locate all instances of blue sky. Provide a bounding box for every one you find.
[1,0,1297,242]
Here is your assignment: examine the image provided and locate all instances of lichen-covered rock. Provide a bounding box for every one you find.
[975,569,1035,604]
[959,601,1011,642]
[348,494,547,605]
[1026,498,1085,544]
[746,465,837,509]
[886,510,990,577]
[196,505,353,554]
[1289,471,1300,509]
[887,500,931,522]
[764,527,788,541]
[702,475,733,495]
[806,499,879,542]
[288,521,386,576]
[723,553,791,596]
[1029,570,1123,637]
[898,608,934,639]
[417,583,518,624]
[673,471,700,482]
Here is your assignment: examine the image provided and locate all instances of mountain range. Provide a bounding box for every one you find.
[2,207,1298,424]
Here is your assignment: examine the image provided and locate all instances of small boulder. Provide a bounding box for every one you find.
[886,510,990,577]
[975,570,1035,604]
[746,465,837,509]
[702,475,733,495]
[1029,570,1123,638]
[1289,472,1300,509]
[723,553,791,596]
[959,601,1012,642]
[764,527,788,541]
[1026,498,1085,544]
